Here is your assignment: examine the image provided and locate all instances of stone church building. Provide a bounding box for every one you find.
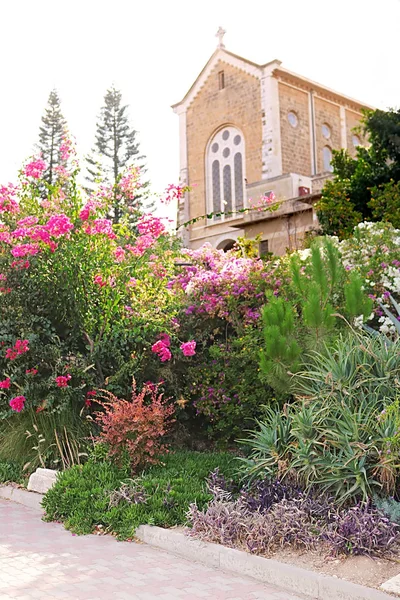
[172,29,372,255]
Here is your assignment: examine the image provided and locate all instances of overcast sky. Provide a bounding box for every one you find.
[1,0,399,218]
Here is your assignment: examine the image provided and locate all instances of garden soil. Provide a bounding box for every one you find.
[273,548,400,590]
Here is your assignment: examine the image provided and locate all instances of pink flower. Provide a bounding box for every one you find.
[114,246,125,262]
[26,368,38,376]
[137,215,166,238]
[45,214,74,237]
[127,277,137,287]
[79,200,103,221]
[24,159,46,179]
[0,378,11,389]
[151,340,172,362]
[9,395,26,412]
[0,184,19,214]
[84,219,115,239]
[159,333,171,347]
[0,230,12,243]
[158,346,172,362]
[163,183,186,205]
[11,243,40,258]
[126,234,155,257]
[5,339,29,360]
[94,274,107,287]
[55,374,71,388]
[180,340,196,356]
[15,339,29,354]
[0,274,6,281]
[11,260,30,269]
[17,216,38,227]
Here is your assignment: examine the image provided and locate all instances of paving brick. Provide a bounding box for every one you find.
[0,499,303,600]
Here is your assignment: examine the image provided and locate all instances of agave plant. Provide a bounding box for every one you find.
[240,331,400,505]
[238,406,293,481]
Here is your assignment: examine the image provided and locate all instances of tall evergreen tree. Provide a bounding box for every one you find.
[37,90,67,185]
[86,86,149,223]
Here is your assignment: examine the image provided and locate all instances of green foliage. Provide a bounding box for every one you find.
[183,332,278,443]
[37,89,68,186]
[0,401,91,471]
[374,496,400,525]
[0,460,24,484]
[42,450,237,538]
[317,108,400,238]
[260,238,370,391]
[344,272,373,321]
[260,296,301,389]
[369,180,400,228]
[241,332,400,505]
[85,86,150,222]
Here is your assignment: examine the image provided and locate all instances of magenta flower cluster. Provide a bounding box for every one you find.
[168,244,276,324]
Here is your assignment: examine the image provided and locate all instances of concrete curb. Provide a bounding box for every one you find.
[135,525,395,600]
[0,485,44,511]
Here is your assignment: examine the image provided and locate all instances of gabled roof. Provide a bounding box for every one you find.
[171,48,281,112]
[172,47,373,113]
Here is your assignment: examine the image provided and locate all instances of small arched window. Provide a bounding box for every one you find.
[206,126,246,220]
[323,146,333,172]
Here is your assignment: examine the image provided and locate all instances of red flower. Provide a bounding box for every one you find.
[26,368,38,376]
[55,374,71,388]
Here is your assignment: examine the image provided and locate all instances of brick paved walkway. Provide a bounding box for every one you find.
[0,499,303,600]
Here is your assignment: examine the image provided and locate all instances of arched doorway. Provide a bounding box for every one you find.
[217,239,236,252]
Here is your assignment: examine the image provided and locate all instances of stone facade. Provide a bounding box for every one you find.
[172,46,373,255]
[279,83,311,176]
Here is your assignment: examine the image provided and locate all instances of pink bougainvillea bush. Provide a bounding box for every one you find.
[0,149,183,467]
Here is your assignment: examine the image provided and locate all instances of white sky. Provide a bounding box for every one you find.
[1,0,400,219]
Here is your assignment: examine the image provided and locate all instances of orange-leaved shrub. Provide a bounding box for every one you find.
[94,381,175,472]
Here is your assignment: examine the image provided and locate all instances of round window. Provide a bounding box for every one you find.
[212,143,219,153]
[223,148,230,158]
[222,130,230,141]
[322,124,331,139]
[234,134,241,145]
[353,135,361,147]
[287,112,298,128]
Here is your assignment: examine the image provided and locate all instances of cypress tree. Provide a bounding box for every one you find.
[37,90,67,185]
[86,86,149,223]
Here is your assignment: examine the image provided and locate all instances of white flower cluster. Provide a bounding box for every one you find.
[378,315,397,335]
[381,267,400,294]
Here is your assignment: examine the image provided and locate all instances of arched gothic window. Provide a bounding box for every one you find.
[206,126,246,220]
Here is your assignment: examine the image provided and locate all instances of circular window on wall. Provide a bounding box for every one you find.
[287,111,298,128]
[322,124,331,139]
[353,135,361,147]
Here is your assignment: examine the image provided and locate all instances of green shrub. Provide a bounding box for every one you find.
[42,450,238,538]
[373,496,400,525]
[240,332,400,505]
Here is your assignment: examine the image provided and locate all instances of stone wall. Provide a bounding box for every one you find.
[186,60,262,239]
[314,97,341,173]
[278,82,311,176]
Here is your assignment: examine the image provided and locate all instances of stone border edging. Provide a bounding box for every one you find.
[135,525,395,600]
[0,484,43,511]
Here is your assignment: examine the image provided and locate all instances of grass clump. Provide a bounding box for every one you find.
[42,450,237,539]
[0,460,24,484]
